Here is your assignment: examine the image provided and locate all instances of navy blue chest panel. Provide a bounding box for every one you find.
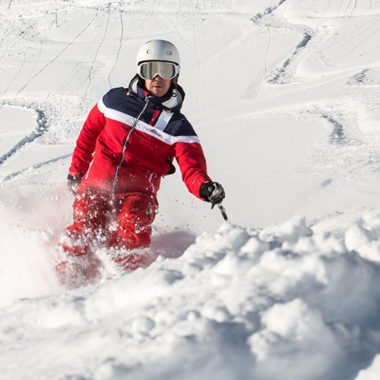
[99,88,201,145]
[102,87,198,138]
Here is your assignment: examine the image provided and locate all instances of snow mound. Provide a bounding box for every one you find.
[2,214,380,379]
[356,355,380,380]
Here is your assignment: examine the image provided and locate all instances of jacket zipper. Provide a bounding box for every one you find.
[112,95,150,194]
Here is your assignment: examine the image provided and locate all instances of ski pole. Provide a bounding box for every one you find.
[212,202,228,221]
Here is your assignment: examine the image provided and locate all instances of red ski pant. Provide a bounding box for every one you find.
[61,187,158,268]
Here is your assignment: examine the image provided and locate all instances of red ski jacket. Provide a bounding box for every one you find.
[69,75,211,199]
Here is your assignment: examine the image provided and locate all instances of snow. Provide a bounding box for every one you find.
[1,0,380,379]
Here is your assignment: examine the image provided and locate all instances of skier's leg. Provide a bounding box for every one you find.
[109,192,158,270]
[60,187,109,253]
[57,187,110,285]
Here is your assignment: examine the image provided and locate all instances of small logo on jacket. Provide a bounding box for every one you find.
[148,128,162,138]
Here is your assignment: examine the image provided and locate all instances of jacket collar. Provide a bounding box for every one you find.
[128,74,185,112]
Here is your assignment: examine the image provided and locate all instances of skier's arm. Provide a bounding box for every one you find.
[68,103,106,177]
[173,141,212,200]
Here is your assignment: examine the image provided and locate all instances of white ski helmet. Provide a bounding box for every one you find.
[136,40,180,66]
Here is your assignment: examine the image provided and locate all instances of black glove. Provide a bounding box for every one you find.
[199,181,225,204]
[67,174,84,194]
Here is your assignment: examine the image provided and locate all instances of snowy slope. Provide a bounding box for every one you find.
[1,0,380,379]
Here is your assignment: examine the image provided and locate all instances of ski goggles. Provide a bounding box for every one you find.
[138,61,179,80]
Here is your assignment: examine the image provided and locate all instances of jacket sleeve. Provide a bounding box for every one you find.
[68,103,106,177]
[174,141,211,200]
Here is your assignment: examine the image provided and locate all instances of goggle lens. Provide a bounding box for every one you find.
[138,61,179,80]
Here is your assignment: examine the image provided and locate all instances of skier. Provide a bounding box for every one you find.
[57,39,225,284]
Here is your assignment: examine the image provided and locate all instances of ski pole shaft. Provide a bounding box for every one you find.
[212,202,228,221]
[218,204,228,221]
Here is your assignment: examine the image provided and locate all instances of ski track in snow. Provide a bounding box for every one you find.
[250,0,287,24]
[15,6,100,95]
[348,68,380,86]
[83,4,111,97]
[249,0,314,85]
[265,32,312,84]
[247,0,380,200]
[107,8,124,88]
[2,153,71,182]
[251,1,315,85]
[321,113,346,145]
[0,103,48,167]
